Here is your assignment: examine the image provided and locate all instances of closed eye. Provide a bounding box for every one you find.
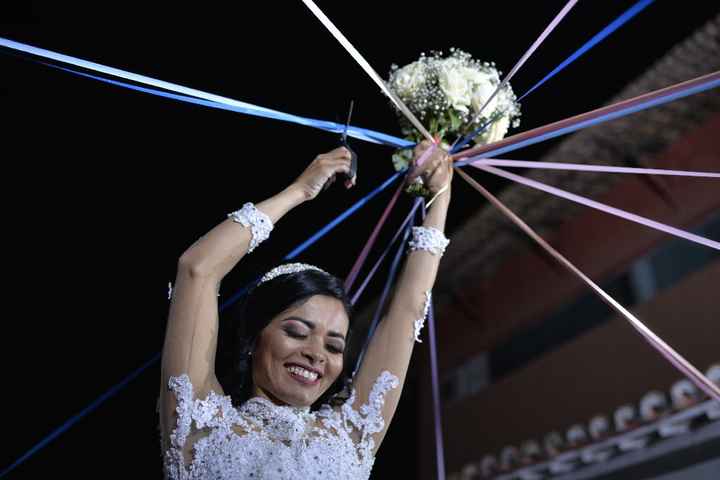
[285,328,344,354]
[284,328,307,339]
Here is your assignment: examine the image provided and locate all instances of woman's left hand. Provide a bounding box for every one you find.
[408,140,453,197]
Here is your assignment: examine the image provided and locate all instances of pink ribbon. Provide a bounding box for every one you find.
[344,180,405,292]
[472,0,578,121]
[453,71,720,163]
[344,145,437,292]
[468,158,720,178]
[350,200,422,305]
[456,167,720,402]
[469,164,720,251]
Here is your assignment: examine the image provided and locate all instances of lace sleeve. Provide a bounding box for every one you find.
[165,374,248,450]
[317,370,400,460]
[163,374,254,479]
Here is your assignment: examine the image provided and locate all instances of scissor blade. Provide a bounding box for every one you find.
[342,100,354,141]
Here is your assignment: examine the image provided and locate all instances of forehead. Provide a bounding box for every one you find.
[278,295,349,333]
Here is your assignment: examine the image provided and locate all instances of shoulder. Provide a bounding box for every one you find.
[317,370,400,430]
[164,373,248,441]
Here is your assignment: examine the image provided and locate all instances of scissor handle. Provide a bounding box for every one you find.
[322,138,358,191]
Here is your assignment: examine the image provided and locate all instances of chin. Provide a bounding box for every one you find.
[277,392,313,408]
[272,383,318,407]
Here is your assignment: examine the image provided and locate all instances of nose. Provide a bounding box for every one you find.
[301,348,325,365]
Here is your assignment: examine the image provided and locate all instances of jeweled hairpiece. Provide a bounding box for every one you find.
[258,263,328,285]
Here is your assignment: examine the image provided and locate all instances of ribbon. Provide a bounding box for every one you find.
[351,199,424,305]
[420,201,447,480]
[0,352,161,477]
[219,170,405,310]
[468,158,720,178]
[454,71,720,164]
[353,217,414,375]
[344,181,405,292]
[455,167,720,402]
[345,145,437,291]
[471,164,720,251]
[0,38,413,148]
[464,0,578,138]
[300,0,434,143]
[519,0,656,101]
[455,0,655,151]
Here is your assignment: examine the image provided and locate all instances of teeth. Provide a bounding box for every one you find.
[287,365,318,381]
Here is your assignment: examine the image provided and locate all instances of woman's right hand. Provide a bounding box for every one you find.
[292,147,356,201]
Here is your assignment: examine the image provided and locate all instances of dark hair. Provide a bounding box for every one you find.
[216,268,354,411]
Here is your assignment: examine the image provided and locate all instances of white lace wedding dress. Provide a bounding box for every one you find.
[160,370,400,479]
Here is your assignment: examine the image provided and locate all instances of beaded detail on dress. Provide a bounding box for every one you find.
[162,371,399,480]
[413,291,432,343]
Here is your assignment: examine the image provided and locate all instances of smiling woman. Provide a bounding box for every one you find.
[157,142,452,479]
[221,268,355,410]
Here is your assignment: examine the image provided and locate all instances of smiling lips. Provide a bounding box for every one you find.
[285,364,321,386]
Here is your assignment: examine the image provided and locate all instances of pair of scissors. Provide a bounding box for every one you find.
[324,100,358,190]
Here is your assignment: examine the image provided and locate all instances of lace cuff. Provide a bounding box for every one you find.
[227,203,274,253]
[413,291,432,343]
[408,226,449,256]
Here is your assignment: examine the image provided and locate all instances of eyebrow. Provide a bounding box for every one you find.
[283,316,346,342]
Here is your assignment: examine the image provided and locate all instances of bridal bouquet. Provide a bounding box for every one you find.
[387,48,521,195]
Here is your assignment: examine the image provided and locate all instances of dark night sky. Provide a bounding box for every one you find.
[2,2,718,477]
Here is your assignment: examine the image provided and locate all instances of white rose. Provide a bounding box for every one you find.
[391,61,427,98]
[474,114,510,145]
[470,71,499,117]
[459,66,486,85]
[437,61,472,113]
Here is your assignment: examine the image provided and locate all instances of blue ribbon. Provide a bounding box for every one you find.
[0,168,402,477]
[519,0,656,101]
[0,37,411,149]
[1,0,655,156]
[220,170,405,310]
[453,0,656,152]
[455,74,720,167]
[42,64,410,147]
[352,198,420,375]
[0,2,676,471]
[0,352,161,477]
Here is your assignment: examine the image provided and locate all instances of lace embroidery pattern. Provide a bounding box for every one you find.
[413,291,432,343]
[240,397,314,443]
[162,370,399,480]
[227,202,273,253]
[407,226,449,256]
[318,370,400,460]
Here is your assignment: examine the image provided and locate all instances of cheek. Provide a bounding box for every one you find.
[253,335,291,379]
[259,331,294,361]
[326,356,345,383]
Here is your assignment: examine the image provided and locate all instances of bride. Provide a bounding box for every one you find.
[158,140,452,479]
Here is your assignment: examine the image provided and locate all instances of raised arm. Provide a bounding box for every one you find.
[159,147,354,452]
[161,186,304,392]
[350,141,452,453]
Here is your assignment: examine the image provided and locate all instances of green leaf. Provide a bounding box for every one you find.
[450,110,461,131]
[429,117,438,135]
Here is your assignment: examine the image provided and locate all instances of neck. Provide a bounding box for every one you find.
[251,385,312,411]
[251,384,289,407]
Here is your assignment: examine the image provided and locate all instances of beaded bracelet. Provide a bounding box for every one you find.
[227,203,274,253]
[408,226,450,257]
